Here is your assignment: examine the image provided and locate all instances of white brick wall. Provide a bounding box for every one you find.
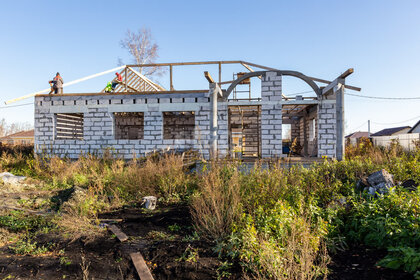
[34,92,228,160]
[261,71,283,158]
[318,101,337,158]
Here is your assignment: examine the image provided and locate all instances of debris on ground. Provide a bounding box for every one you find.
[142,196,157,210]
[357,169,395,195]
[0,172,26,185]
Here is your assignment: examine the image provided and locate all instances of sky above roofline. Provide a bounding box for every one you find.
[1,0,419,135]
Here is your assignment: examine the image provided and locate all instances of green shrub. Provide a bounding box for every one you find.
[377,247,420,275]
[0,211,53,233]
[339,189,419,249]
[217,200,328,280]
[9,239,50,256]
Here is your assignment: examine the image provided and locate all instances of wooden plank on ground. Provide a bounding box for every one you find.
[130,252,154,280]
[99,218,123,223]
[107,224,128,242]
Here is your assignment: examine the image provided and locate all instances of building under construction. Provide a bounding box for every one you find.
[28,61,360,160]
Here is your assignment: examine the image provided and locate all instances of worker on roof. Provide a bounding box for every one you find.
[105,82,113,93]
[48,72,64,94]
[111,72,123,91]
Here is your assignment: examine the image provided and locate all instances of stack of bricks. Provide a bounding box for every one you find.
[318,101,337,157]
[261,71,283,158]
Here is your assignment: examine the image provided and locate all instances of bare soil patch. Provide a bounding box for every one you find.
[0,204,242,279]
[328,245,414,280]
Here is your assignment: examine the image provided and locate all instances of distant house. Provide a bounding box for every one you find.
[345,131,370,145]
[0,130,34,145]
[371,126,419,151]
[408,120,420,134]
[371,126,411,137]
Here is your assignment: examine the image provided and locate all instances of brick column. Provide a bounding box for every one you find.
[261,71,283,158]
[318,101,337,158]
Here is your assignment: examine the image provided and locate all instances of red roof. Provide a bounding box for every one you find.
[0,129,34,139]
[345,131,370,139]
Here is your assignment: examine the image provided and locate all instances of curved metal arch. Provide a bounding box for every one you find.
[224,70,321,99]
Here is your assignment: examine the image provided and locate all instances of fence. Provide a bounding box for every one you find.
[372,133,420,151]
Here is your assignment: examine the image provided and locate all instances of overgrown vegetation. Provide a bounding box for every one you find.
[0,140,418,279]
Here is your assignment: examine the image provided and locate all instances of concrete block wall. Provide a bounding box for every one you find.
[318,101,337,157]
[291,121,300,142]
[306,109,318,156]
[114,113,144,139]
[261,71,283,158]
[34,92,228,160]
[163,112,195,139]
[296,110,317,157]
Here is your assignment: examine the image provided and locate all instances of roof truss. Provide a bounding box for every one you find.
[101,67,165,93]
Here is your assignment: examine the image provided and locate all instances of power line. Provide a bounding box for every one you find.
[345,92,420,100]
[0,102,34,109]
[370,114,420,126]
[348,121,367,132]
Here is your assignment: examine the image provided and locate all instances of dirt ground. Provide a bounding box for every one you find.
[0,202,414,279]
[328,245,414,280]
[0,204,241,280]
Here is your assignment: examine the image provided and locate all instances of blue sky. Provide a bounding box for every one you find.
[1,0,419,134]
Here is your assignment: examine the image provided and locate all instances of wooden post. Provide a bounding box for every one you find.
[336,80,345,160]
[124,67,128,92]
[218,62,222,85]
[210,83,218,159]
[170,65,174,90]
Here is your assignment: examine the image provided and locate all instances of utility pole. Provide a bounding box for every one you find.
[368,120,371,138]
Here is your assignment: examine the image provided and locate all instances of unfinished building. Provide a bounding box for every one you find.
[29,61,360,160]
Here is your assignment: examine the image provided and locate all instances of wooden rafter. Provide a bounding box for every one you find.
[101,67,165,93]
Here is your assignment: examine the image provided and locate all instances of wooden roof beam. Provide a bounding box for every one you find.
[204,71,215,83]
[322,69,354,95]
[241,61,361,92]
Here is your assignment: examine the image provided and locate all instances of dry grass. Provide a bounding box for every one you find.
[245,226,329,280]
[191,162,242,240]
[345,137,408,163]
[80,252,91,280]
[54,213,105,242]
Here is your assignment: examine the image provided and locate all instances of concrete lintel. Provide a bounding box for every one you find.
[49,103,203,114]
[50,106,89,113]
[226,100,333,106]
[44,100,331,114]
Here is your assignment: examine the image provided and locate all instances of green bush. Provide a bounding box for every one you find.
[9,239,50,256]
[217,200,328,279]
[339,189,419,249]
[0,211,53,233]
[377,246,420,277]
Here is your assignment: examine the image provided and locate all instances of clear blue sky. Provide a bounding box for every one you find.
[1,0,420,134]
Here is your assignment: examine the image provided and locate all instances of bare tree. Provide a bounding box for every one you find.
[120,28,164,76]
[0,118,32,137]
[0,119,7,137]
